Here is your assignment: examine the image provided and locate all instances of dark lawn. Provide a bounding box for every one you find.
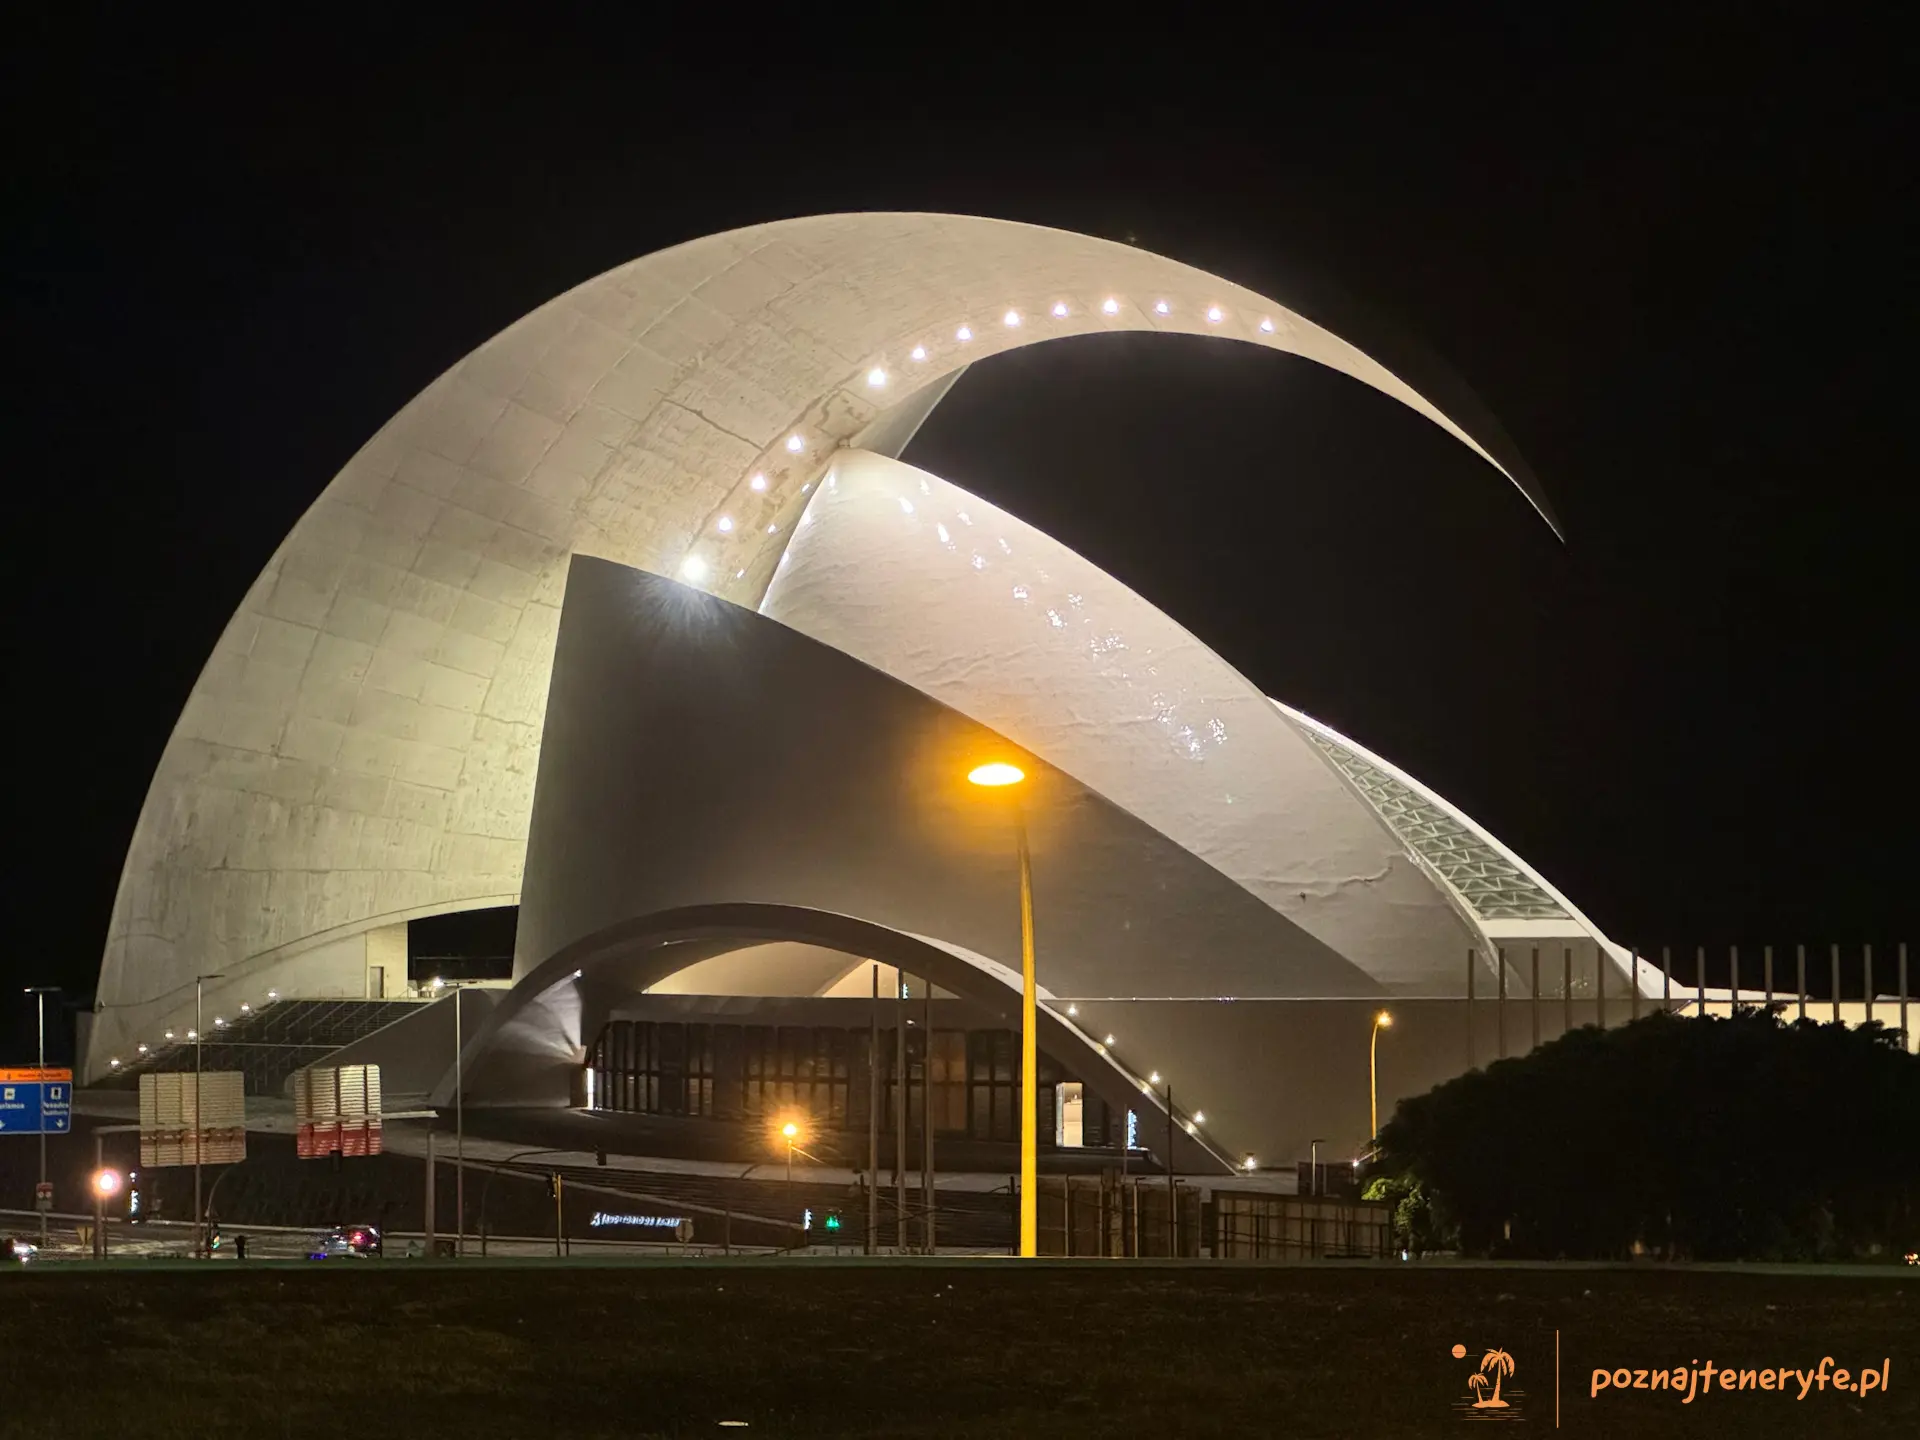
[1,1260,1913,1438]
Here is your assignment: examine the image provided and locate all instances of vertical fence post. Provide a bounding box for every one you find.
[1797,944,1808,1022]
[1864,944,1874,1025]
[1730,945,1740,1012]
[1764,945,1774,1011]
[1563,948,1573,1035]
[1466,949,1476,1070]
[1596,943,1607,1030]
[1630,948,1640,1024]
[1531,948,1541,1049]
[1899,943,1909,1054]
[1831,944,1842,1023]
[1661,946,1671,1011]
[1497,948,1507,1059]
[1696,945,1707,1018]
[923,976,935,1256]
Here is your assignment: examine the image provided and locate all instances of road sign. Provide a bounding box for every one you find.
[138,1071,245,1165]
[293,1063,384,1158]
[35,1181,53,1212]
[0,1069,73,1134]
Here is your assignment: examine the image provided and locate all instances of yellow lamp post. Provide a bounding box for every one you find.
[782,1120,801,1189]
[967,760,1037,1258]
[1369,1010,1394,1139]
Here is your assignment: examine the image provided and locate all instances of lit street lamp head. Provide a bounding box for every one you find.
[967,762,1025,787]
[781,1121,800,1140]
[92,1169,123,1198]
[1375,1010,1393,1028]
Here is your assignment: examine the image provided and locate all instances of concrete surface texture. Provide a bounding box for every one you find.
[94,213,1547,1077]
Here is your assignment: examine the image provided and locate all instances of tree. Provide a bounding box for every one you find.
[1370,1010,1920,1261]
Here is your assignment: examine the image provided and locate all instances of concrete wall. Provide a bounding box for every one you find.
[96,212,1535,1079]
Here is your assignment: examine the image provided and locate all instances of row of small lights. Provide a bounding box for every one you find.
[682,295,1284,589]
[1058,999,1252,1171]
[107,990,284,1070]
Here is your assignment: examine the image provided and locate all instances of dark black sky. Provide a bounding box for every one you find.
[7,12,1913,1060]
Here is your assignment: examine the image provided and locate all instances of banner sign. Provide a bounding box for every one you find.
[139,1071,246,1165]
[293,1063,384,1158]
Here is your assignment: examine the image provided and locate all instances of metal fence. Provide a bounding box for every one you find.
[1212,1191,1393,1260]
[1463,940,1913,1068]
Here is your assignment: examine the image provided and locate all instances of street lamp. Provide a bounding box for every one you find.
[1369,1010,1394,1140]
[92,1167,122,1260]
[193,972,225,1258]
[966,759,1037,1258]
[24,987,58,1250]
[432,977,477,1257]
[782,1120,800,1189]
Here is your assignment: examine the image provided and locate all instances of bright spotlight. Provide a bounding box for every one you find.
[967,762,1025,787]
[1102,298,1119,315]
[716,516,733,533]
[749,473,767,491]
[1259,317,1275,333]
[92,1169,124,1199]
[680,555,708,583]
[1149,1071,1161,1084]
[1051,302,1068,317]
[785,434,804,453]
[1003,310,1021,327]
[1206,305,1223,322]
[955,325,973,341]
[910,345,927,361]
[867,366,887,388]
[1154,300,1170,314]
[781,1121,799,1140]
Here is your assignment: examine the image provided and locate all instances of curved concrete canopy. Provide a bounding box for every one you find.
[94,211,1549,1076]
[763,448,1486,990]
[460,900,1231,1174]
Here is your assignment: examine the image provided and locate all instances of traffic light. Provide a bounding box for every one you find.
[823,1211,842,1233]
[546,1173,559,1199]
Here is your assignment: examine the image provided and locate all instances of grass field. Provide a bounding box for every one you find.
[2,1260,1913,1438]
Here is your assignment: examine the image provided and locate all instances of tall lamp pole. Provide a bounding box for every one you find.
[1369,1010,1394,1140]
[193,972,224,1258]
[25,987,58,1251]
[967,761,1036,1258]
[432,978,470,1257]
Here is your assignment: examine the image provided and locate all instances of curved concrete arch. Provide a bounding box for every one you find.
[458,900,1230,1173]
[94,211,1544,1076]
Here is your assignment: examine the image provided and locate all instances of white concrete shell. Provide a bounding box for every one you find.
[762,450,1484,991]
[92,212,1545,1076]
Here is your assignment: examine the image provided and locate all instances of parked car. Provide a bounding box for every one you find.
[4,1235,36,1264]
[306,1224,382,1260]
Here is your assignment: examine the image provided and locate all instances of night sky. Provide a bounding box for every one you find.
[8,15,1911,1061]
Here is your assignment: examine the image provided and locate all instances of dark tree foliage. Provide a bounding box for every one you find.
[1370,1011,1920,1261]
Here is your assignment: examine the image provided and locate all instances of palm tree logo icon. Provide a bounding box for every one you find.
[1452,1343,1523,1421]
[1473,1349,1515,1408]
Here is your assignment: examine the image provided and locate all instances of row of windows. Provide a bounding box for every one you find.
[587,1020,1117,1145]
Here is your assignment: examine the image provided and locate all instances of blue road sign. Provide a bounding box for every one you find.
[0,1080,71,1134]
